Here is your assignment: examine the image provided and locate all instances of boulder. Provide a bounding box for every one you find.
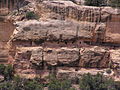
[14,47,45,69]
[44,48,58,66]
[30,47,43,66]
[14,47,32,69]
[79,46,110,68]
[44,47,80,66]
[57,47,80,66]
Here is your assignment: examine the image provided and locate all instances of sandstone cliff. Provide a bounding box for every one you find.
[5,0,120,81]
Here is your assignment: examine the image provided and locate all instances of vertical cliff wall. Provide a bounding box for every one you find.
[0,0,29,10]
[1,0,118,81]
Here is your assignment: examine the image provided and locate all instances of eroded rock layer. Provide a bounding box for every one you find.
[13,46,119,80]
[42,1,120,44]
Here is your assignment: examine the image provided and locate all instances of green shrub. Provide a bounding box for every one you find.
[0,73,119,90]
[79,73,117,90]
[0,81,14,90]
[24,80,43,90]
[0,64,5,75]
[26,11,39,20]
[109,0,120,7]
[0,64,14,80]
[48,75,72,90]
[0,76,44,90]
[85,0,105,6]
[14,75,44,90]
[115,81,120,90]
[13,75,25,90]
[4,64,14,80]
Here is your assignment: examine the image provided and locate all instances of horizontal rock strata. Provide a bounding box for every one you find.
[13,46,119,80]
[9,20,106,49]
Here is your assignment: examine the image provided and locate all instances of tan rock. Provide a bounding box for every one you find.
[43,1,111,22]
[30,47,43,66]
[57,47,80,66]
[57,68,76,80]
[57,68,106,80]
[15,46,80,67]
[79,46,110,68]
[44,48,58,66]
[110,49,120,68]
[11,20,96,43]
[44,47,80,66]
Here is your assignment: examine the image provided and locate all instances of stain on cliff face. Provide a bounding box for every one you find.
[106,15,120,44]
